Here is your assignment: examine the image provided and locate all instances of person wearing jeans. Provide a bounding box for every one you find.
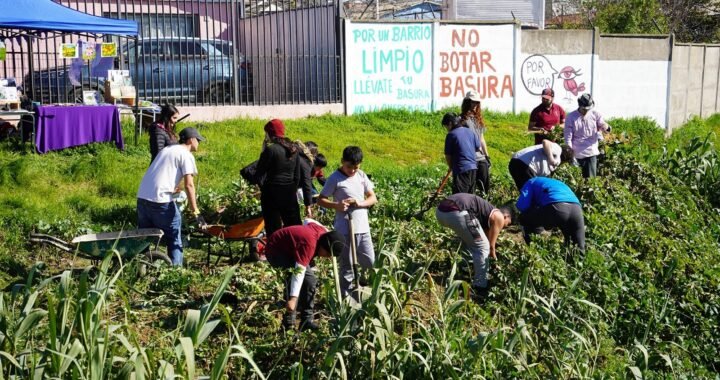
[137,127,207,266]
[516,177,586,251]
[435,193,513,296]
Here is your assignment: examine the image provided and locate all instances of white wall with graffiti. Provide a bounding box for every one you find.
[344,22,434,114]
[516,53,594,114]
[343,21,690,130]
[433,23,516,112]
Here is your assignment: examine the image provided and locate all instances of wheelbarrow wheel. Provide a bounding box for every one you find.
[138,251,172,277]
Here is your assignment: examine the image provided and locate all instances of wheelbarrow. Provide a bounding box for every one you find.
[29,228,172,273]
[191,216,267,266]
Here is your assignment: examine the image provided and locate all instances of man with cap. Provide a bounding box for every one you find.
[564,93,611,178]
[264,221,346,331]
[442,112,481,194]
[137,127,206,266]
[516,177,585,252]
[528,88,566,145]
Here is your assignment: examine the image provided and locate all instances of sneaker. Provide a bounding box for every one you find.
[299,319,320,332]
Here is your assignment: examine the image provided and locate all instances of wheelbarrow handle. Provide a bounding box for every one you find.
[29,233,74,253]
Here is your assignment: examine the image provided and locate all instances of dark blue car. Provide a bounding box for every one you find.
[26,38,252,104]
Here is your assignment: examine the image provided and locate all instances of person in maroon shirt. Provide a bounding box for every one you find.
[528,88,566,145]
[264,221,345,331]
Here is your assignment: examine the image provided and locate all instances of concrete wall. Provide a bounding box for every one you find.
[595,35,671,130]
[669,44,714,132]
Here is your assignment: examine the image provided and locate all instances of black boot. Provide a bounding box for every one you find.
[299,318,319,332]
[282,310,296,331]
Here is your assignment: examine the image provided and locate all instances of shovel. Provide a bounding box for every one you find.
[411,169,452,220]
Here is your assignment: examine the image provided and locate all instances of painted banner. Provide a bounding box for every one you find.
[517,54,594,112]
[345,21,433,114]
[434,24,515,111]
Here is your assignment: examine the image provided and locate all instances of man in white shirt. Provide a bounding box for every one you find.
[508,139,574,190]
[137,127,206,266]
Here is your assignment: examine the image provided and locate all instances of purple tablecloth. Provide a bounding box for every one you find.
[34,105,124,154]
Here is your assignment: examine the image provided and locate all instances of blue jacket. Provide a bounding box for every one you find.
[516,177,580,213]
[444,126,480,174]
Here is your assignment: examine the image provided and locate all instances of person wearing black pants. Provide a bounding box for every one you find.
[516,177,586,251]
[264,223,345,331]
[255,119,311,236]
[441,112,480,194]
[459,90,491,195]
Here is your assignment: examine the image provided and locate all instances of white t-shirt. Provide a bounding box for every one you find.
[137,144,197,203]
[320,169,374,234]
[513,142,561,176]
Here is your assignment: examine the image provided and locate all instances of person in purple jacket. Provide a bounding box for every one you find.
[564,94,611,178]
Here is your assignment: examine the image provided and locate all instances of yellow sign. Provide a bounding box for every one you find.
[101,42,117,58]
[61,43,78,59]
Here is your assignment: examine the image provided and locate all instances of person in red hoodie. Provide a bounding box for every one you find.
[264,221,345,331]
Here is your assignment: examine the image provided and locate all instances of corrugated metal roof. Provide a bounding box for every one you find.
[451,0,544,28]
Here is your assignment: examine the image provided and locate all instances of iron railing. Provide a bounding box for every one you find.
[0,0,342,107]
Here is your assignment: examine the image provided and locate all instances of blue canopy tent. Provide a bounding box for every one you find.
[0,0,138,36]
[0,0,140,140]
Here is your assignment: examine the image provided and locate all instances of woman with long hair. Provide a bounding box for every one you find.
[460,91,491,195]
[149,104,180,162]
[255,119,310,236]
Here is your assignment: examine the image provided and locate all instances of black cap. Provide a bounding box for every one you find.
[179,127,205,143]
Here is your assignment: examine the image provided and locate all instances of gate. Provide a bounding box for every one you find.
[0,0,342,107]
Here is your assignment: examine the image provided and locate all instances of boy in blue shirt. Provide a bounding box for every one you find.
[516,177,585,251]
[443,112,481,194]
[318,146,378,298]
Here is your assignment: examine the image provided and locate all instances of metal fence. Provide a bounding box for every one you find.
[0,0,342,106]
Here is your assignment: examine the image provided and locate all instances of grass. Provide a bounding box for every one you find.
[0,108,719,378]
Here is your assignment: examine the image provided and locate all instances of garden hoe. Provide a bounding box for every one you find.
[412,169,452,220]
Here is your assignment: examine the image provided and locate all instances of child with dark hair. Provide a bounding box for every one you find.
[318,146,377,299]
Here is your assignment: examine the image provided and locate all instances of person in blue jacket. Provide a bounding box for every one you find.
[516,177,585,251]
[443,112,481,194]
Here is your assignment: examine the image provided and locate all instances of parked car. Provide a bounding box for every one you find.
[25,37,252,104]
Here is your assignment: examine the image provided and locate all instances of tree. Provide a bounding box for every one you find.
[561,0,720,43]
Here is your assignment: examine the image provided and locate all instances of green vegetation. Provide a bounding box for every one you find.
[0,110,719,378]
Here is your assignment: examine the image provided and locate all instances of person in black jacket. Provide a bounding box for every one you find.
[149,104,179,162]
[255,119,311,236]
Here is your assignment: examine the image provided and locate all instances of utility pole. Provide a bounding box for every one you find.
[376,0,379,19]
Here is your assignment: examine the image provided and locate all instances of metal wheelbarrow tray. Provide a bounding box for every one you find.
[30,228,172,269]
[192,216,267,265]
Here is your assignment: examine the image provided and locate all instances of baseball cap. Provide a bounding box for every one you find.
[541,88,555,99]
[179,127,205,143]
[464,90,481,102]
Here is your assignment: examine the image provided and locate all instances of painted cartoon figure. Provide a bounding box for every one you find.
[558,66,586,101]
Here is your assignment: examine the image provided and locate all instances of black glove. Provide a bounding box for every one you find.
[486,156,492,168]
[195,214,207,229]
